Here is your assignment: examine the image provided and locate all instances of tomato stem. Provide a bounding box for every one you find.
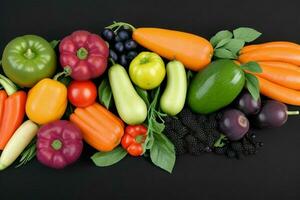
[0,74,18,95]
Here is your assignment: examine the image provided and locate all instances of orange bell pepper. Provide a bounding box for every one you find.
[70,103,124,152]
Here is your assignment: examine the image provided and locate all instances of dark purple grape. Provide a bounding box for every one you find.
[117,30,131,41]
[219,109,249,141]
[235,91,261,115]
[119,54,128,67]
[252,100,288,128]
[114,42,124,53]
[101,29,115,42]
[114,35,122,42]
[124,39,138,50]
[109,49,118,62]
[126,51,138,61]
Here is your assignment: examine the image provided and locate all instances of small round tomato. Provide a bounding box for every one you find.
[67,80,97,108]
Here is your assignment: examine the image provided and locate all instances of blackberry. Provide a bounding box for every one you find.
[206,134,216,147]
[169,118,185,132]
[243,144,256,154]
[214,146,228,155]
[193,129,207,143]
[185,135,204,155]
[178,108,200,132]
[226,149,236,158]
[230,142,243,152]
[174,139,187,155]
[211,130,221,139]
[196,114,207,124]
[164,129,181,144]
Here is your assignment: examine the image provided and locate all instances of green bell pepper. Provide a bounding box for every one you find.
[1,35,56,87]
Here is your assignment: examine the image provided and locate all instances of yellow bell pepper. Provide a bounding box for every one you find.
[26,78,67,125]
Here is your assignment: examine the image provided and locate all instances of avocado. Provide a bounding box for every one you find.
[187,59,245,114]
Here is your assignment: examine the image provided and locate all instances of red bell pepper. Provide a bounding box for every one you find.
[36,120,83,169]
[0,74,26,150]
[121,125,147,156]
[59,30,109,81]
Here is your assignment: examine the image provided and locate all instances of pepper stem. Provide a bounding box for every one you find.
[51,139,62,150]
[23,48,35,59]
[287,111,299,115]
[105,21,136,32]
[0,74,18,96]
[77,47,88,60]
[53,67,72,81]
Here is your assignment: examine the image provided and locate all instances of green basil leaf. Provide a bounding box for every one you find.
[245,73,260,101]
[152,121,165,134]
[233,27,261,42]
[91,147,127,167]
[150,133,176,173]
[50,40,60,49]
[98,78,114,109]
[215,38,232,49]
[223,39,245,55]
[214,48,236,59]
[0,60,2,65]
[144,131,154,150]
[210,30,233,47]
[241,62,262,73]
[135,86,150,107]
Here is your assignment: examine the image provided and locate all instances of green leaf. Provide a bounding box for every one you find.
[0,60,2,65]
[233,27,261,42]
[50,40,60,49]
[215,38,232,49]
[245,73,260,101]
[210,30,233,47]
[98,78,114,109]
[241,62,262,73]
[152,121,165,134]
[223,39,245,55]
[135,86,150,107]
[150,133,176,173]
[16,138,36,168]
[214,134,227,148]
[91,147,127,167]
[214,48,236,59]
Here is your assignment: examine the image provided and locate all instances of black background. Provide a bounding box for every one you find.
[1,0,300,199]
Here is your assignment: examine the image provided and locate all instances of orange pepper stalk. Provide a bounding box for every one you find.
[0,74,26,150]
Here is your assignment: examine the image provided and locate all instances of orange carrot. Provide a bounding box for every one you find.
[132,28,213,71]
[257,61,300,72]
[0,91,27,149]
[251,64,300,90]
[257,76,300,106]
[238,47,300,65]
[240,41,300,54]
[70,103,124,152]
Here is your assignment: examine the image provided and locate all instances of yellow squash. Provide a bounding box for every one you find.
[26,78,67,125]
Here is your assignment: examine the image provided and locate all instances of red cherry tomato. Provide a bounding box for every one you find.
[67,80,97,108]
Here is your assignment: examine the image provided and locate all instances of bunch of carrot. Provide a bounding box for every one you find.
[238,41,300,106]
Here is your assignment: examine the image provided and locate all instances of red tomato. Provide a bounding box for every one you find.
[67,80,97,108]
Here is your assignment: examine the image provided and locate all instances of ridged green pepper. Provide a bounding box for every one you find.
[1,35,56,87]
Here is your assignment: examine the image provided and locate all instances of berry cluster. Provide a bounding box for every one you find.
[101,28,140,67]
[164,107,263,159]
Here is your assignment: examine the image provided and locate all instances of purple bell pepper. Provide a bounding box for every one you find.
[36,120,83,169]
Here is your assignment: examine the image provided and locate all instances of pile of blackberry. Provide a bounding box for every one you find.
[101,28,141,67]
[164,107,263,159]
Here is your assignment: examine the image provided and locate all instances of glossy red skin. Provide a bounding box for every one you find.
[121,125,147,156]
[36,120,83,169]
[67,80,97,108]
[59,30,109,81]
